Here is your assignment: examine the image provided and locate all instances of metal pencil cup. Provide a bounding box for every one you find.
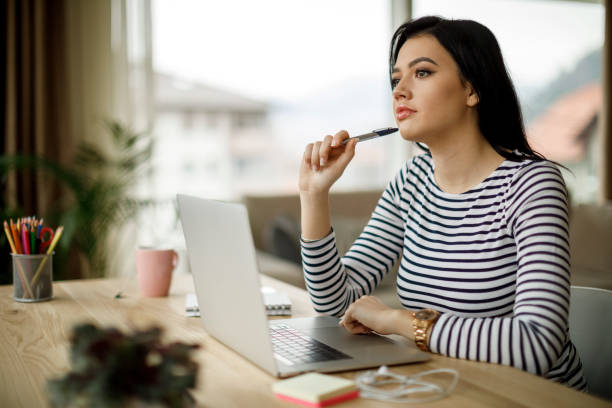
[12,253,53,302]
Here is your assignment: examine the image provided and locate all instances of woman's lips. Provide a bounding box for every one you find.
[396,106,416,120]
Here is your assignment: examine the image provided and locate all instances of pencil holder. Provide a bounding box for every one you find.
[12,253,53,302]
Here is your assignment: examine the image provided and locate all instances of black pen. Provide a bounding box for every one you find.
[340,127,398,145]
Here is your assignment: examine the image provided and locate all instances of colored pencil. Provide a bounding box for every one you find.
[30,225,36,255]
[4,217,63,298]
[31,226,63,287]
[5,220,34,298]
[22,226,30,255]
[3,221,17,254]
[10,220,22,254]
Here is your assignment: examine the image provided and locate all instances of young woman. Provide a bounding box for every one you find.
[298,16,586,390]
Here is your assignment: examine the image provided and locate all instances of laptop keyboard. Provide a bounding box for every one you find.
[269,323,351,366]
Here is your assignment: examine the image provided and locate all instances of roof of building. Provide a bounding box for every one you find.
[526,83,602,163]
[155,72,268,114]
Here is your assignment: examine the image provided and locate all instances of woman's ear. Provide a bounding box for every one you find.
[466,83,479,107]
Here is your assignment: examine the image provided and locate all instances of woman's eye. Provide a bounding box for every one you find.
[391,78,400,89]
[416,69,432,78]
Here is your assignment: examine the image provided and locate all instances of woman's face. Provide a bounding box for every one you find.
[392,34,477,145]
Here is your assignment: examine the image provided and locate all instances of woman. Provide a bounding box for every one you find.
[298,16,586,390]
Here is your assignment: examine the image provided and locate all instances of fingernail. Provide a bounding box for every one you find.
[320,158,325,167]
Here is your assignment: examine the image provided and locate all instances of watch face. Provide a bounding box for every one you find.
[415,309,437,321]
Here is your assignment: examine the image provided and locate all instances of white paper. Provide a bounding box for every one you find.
[185,288,292,317]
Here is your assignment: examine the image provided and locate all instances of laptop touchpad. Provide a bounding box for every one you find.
[309,327,395,349]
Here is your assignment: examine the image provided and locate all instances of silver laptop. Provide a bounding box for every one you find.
[177,194,428,377]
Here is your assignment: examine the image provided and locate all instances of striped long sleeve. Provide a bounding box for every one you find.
[300,154,586,390]
[301,165,406,317]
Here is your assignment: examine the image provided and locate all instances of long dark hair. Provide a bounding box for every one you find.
[390,16,544,163]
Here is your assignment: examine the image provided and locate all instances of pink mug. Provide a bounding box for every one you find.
[136,248,178,297]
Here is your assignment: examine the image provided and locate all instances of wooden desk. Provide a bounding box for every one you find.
[0,274,609,407]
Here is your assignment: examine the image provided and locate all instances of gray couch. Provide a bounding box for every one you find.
[244,192,612,308]
[245,191,402,308]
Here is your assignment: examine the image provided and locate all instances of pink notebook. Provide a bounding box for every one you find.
[272,373,359,407]
[275,390,360,407]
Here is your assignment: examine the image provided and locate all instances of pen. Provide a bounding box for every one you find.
[340,127,398,146]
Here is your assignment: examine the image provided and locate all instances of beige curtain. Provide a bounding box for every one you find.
[107,0,155,278]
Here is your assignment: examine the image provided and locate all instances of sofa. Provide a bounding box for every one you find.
[245,190,402,308]
[244,192,612,308]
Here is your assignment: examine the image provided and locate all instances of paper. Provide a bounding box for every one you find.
[185,293,200,317]
[272,372,358,404]
[185,288,292,317]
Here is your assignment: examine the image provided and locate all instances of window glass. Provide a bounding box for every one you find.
[152,0,394,200]
[413,0,605,203]
[145,0,396,248]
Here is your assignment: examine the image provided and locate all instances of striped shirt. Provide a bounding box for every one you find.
[301,153,586,390]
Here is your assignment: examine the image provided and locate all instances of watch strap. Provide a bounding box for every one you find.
[412,309,440,352]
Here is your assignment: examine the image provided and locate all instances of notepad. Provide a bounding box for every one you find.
[185,286,292,317]
[272,373,359,407]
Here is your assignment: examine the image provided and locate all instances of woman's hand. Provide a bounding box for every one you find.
[298,130,357,194]
[339,296,416,340]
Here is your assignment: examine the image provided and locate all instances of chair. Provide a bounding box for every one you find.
[569,286,612,400]
[569,203,612,290]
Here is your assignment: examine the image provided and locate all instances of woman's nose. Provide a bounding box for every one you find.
[392,79,411,100]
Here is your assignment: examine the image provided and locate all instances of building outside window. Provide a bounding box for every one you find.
[144,0,394,249]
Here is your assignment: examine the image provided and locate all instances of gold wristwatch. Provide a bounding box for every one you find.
[412,309,441,352]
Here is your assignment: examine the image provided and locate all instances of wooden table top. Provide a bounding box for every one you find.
[1,273,609,407]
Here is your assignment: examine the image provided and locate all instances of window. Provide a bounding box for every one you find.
[413,0,605,203]
[151,0,395,204]
[141,0,398,248]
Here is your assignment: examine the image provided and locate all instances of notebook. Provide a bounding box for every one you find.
[185,286,292,317]
[272,372,359,407]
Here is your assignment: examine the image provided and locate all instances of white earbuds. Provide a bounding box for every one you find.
[355,365,460,403]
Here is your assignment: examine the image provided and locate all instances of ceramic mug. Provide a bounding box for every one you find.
[136,248,178,297]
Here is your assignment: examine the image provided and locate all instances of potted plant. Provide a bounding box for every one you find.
[47,323,200,408]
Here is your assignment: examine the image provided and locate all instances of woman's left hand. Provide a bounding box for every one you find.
[340,296,400,336]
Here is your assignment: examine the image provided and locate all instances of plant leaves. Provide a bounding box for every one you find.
[48,324,199,408]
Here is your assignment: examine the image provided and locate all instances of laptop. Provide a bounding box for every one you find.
[177,194,428,377]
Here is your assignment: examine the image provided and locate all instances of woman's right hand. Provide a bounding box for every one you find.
[298,130,357,194]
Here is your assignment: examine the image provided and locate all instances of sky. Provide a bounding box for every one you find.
[152,0,391,102]
[152,0,604,104]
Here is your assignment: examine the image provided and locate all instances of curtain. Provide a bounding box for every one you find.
[107,0,155,278]
[3,0,74,216]
[2,0,153,279]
